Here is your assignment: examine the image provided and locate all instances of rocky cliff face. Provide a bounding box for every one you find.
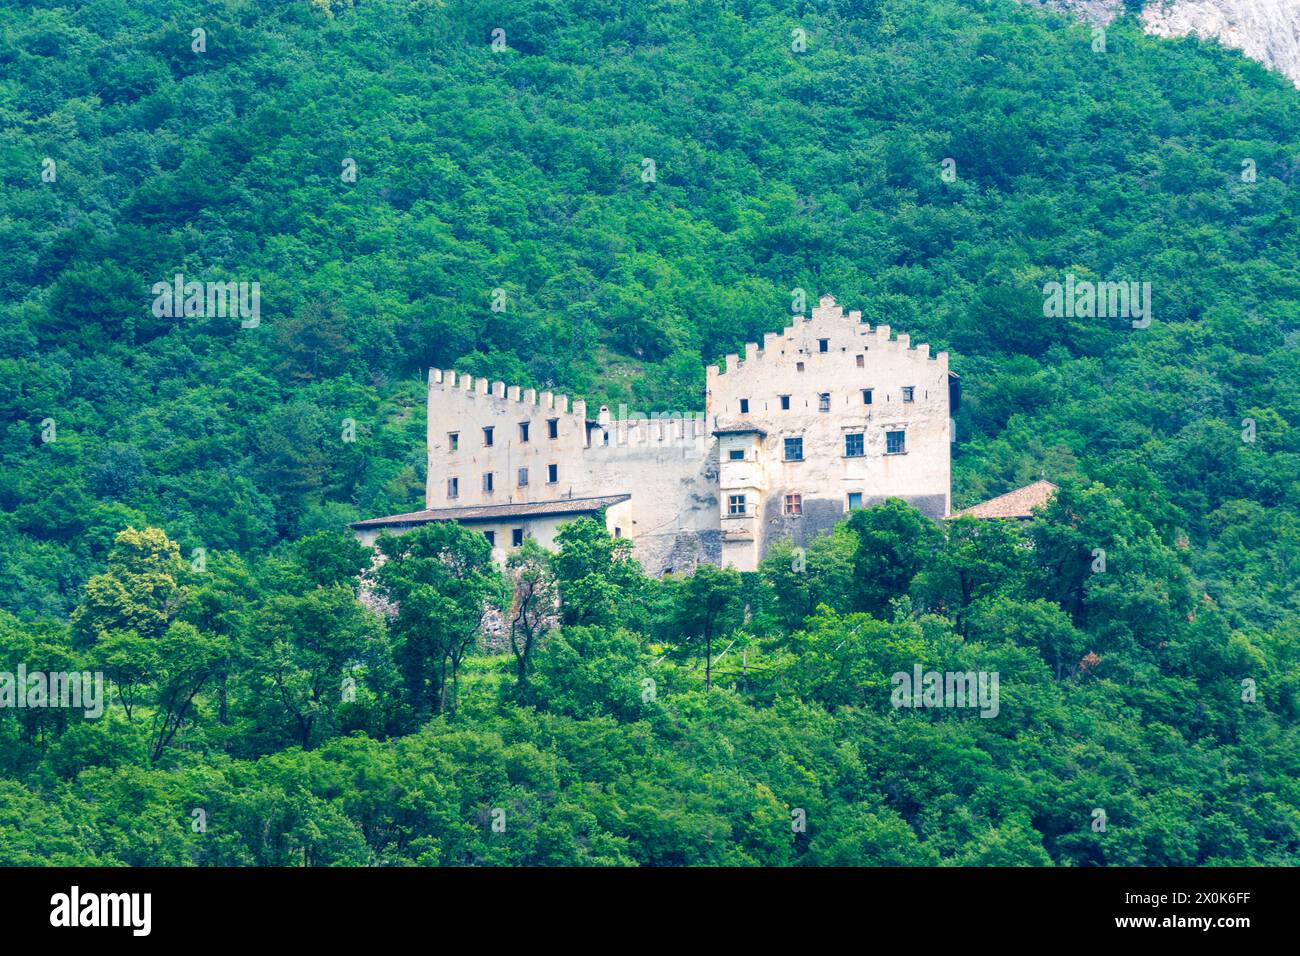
[1024,0,1300,87]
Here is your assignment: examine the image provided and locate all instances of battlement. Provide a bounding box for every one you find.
[429,368,588,421]
[706,294,947,383]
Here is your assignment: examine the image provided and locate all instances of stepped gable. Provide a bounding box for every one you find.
[705,294,948,389]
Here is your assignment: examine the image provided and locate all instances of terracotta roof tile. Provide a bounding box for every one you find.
[951,480,1057,520]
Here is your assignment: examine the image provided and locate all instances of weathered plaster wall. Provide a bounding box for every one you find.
[410,295,950,575]
[706,295,951,570]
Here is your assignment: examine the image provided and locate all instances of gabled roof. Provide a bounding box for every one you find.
[951,480,1057,520]
[350,494,631,529]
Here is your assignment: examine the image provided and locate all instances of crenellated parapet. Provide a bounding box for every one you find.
[706,294,948,391]
[429,368,589,422]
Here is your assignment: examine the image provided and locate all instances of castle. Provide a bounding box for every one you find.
[352,295,958,574]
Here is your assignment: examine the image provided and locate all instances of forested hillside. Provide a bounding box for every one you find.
[1,0,1297,865]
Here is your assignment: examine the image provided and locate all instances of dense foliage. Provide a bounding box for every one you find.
[0,0,1297,864]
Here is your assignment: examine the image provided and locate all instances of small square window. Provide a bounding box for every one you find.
[818,339,829,353]
[844,433,864,457]
[784,437,804,462]
[784,494,802,516]
[862,389,873,405]
[547,419,559,439]
[886,430,906,455]
[483,426,494,447]
[511,528,524,547]
[547,463,558,483]
[739,398,749,414]
[483,472,494,492]
[447,477,459,498]
[901,387,914,403]
[484,530,495,546]
[519,421,530,442]
[796,361,805,372]
[818,393,831,412]
[448,432,459,451]
[855,354,864,368]
[518,467,529,487]
[728,494,747,516]
[847,492,863,511]
[729,449,745,461]
[780,395,791,410]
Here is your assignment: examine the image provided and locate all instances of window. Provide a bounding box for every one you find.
[784,494,802,516]
[818,393,831,412]
[780,395,791,410]
[784,437,804,461]
[844,432,864,457]
[484,530,495,546]
[729,449,745,461]
[511,528,524,547]
[728,494,747,516]
[856,354,864,368]
[902,386,915,403]
[483,426,494,447]
[818,338,829,353]
[796,361,805,372]
[739,398,749,414]
[862,389,873,405]
[847,492,863,511]
[614,527,622,538]
[547,463,558,483]
[483,472,494,492]
[447,477,459,498]
[547,419,559,439]
[519,421,529,442]
[886,430,906,455]
[602,430,609,445]
[518,467,529,487]
[448,432,459,451]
